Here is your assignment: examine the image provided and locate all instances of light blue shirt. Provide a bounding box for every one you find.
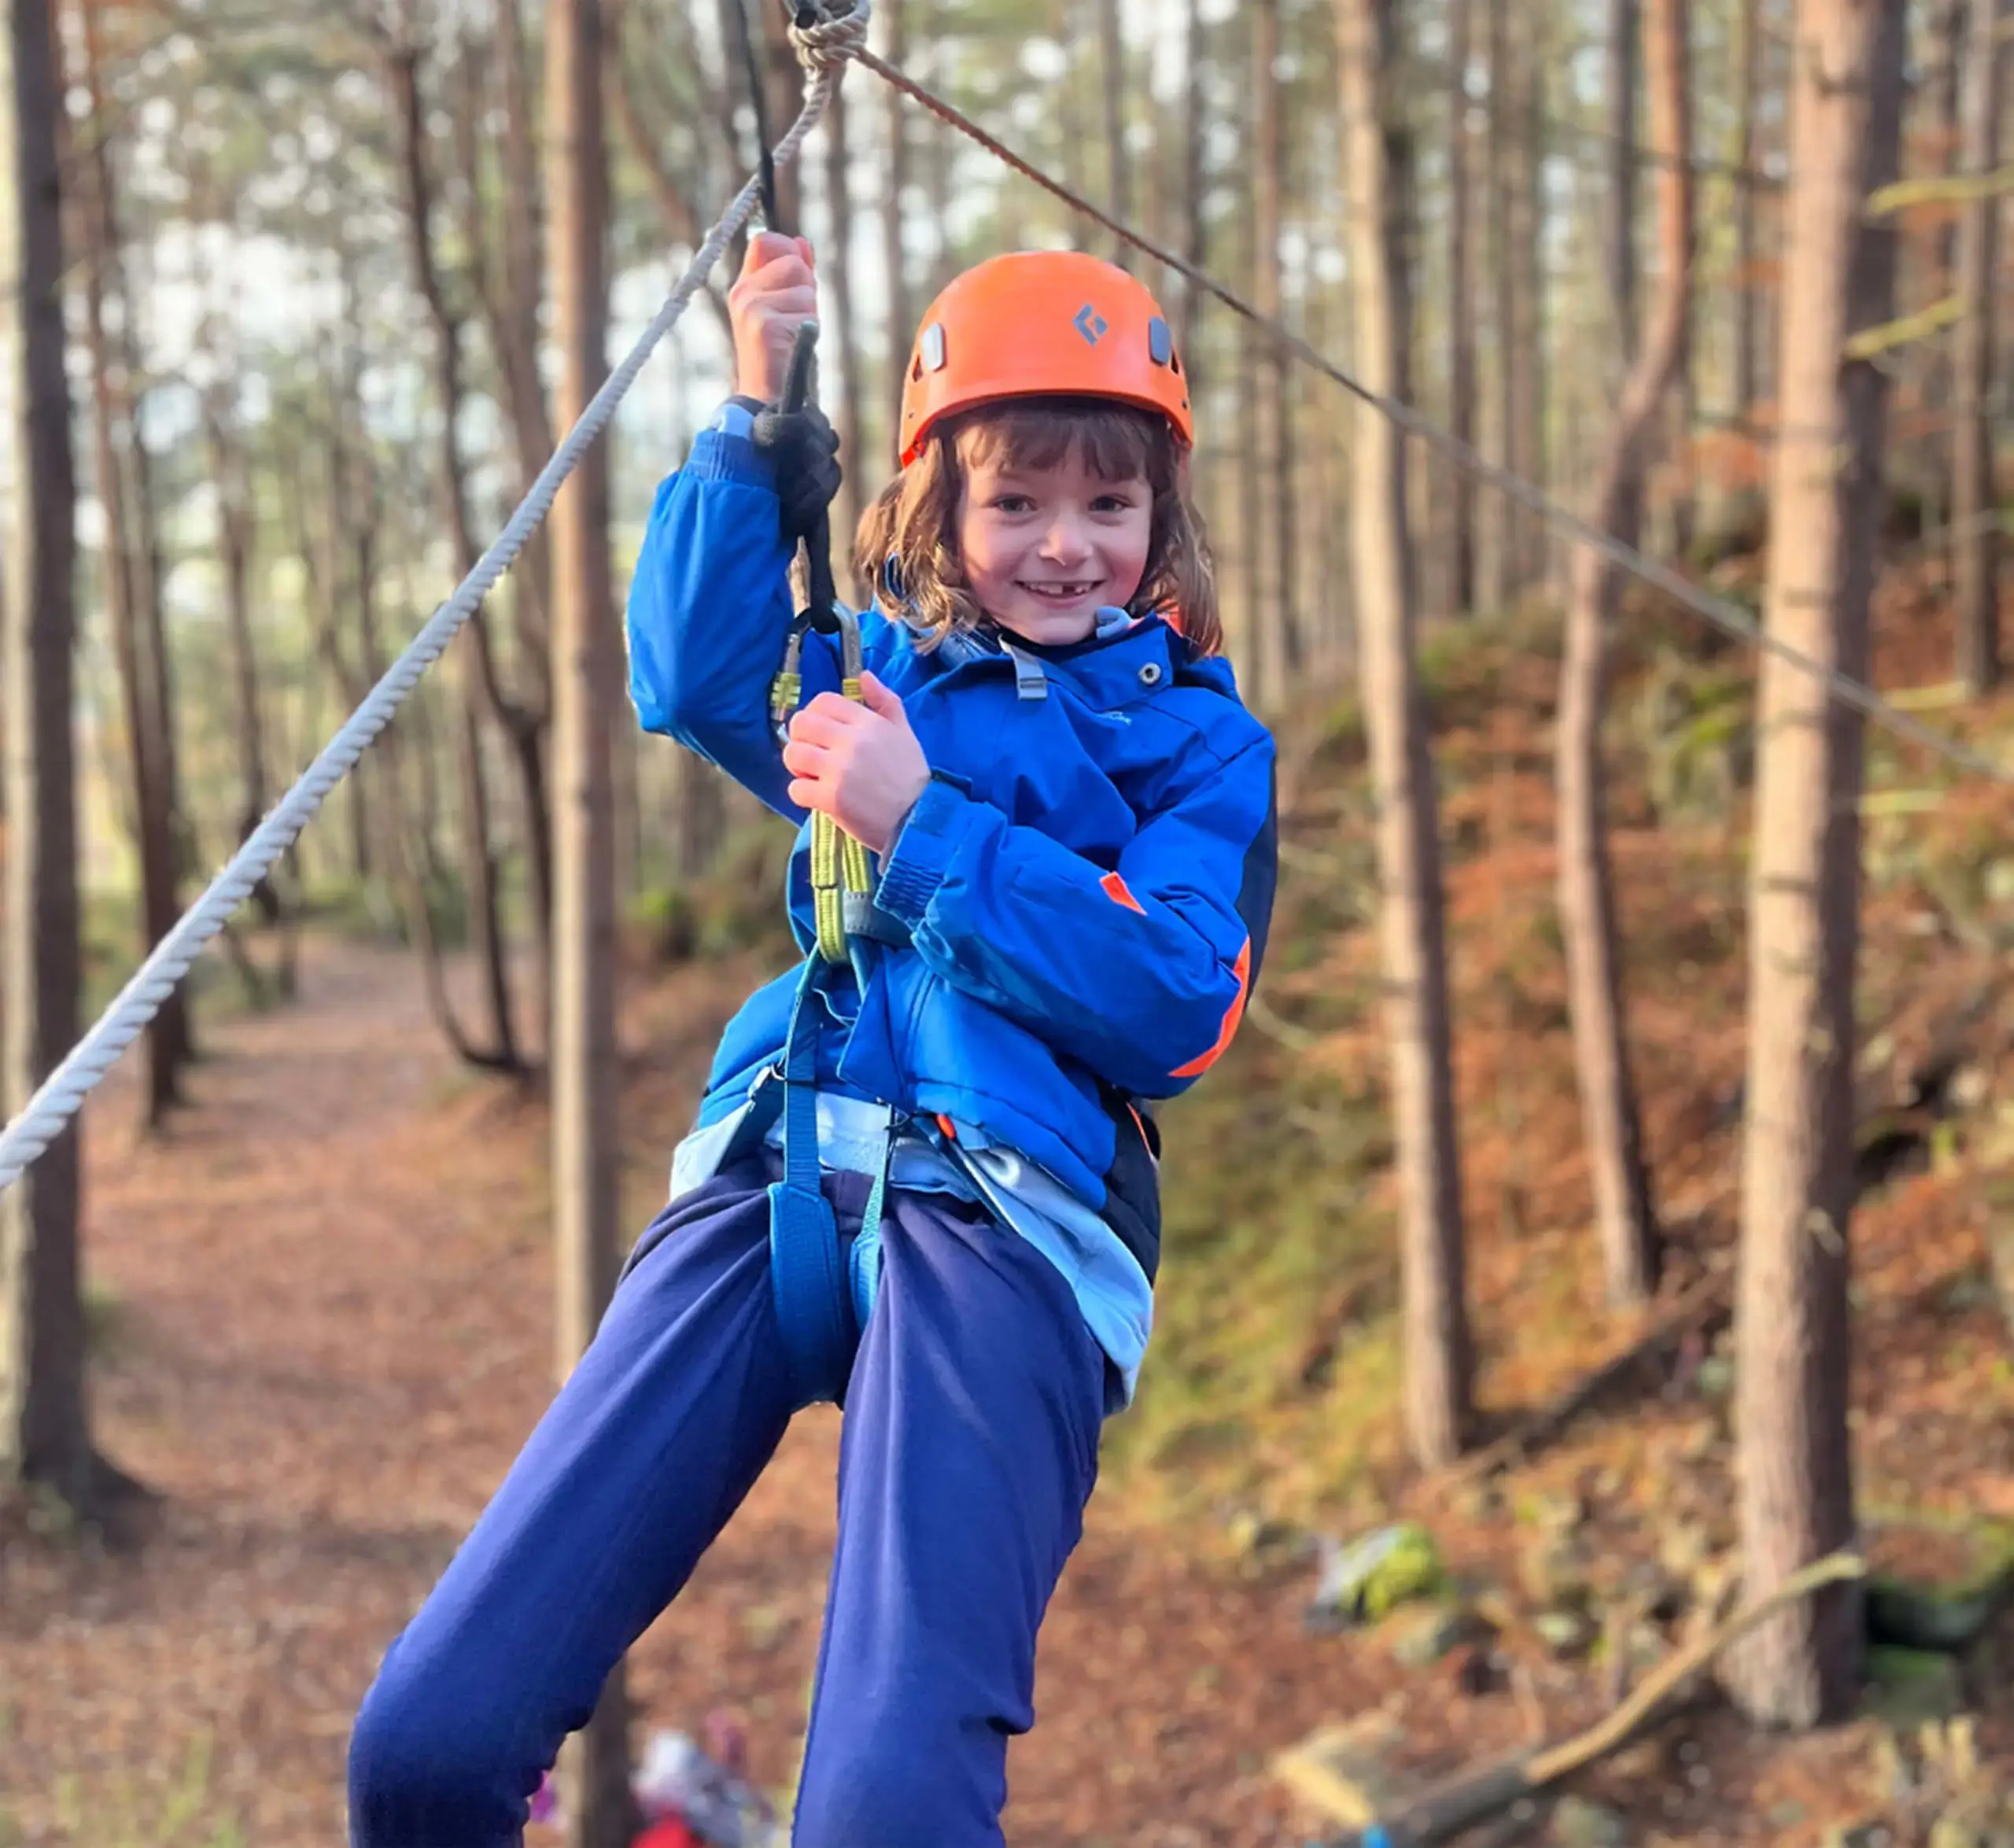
[669,1093,1154,1411]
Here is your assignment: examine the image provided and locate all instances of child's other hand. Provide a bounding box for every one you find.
[783,673,931,856]
[729,232,817,404]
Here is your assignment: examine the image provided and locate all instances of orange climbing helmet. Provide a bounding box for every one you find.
[896,250,1194,466]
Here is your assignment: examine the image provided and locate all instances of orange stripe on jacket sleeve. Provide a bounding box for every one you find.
[1170,939,1252,1079]
[1100,871,1147,914]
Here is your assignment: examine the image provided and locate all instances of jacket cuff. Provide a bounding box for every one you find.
[683,422,779,489]
[875,773,976,924]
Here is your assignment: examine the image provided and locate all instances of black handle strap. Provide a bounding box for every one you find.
[779,319,840,634]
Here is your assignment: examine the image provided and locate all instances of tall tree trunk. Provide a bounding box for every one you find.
[117,248,193,1081]
[1605,0,1643,551]
[1,0,91,1508]
[880,0,910,459]
[385,36,526,1076]
[1951,0,2005,695]
[673,750,726,882]
[1339,0,1474,1468]
[1177,0,1208,397]
[1732,0,1762,421]
[192,278,278,924]
[1508,16,1547,590]
[1097,0,1130,266]
[1925,0,1967,504]
[73,0,186,1123]
[822,68,868,578]
[1557,0,1692,1313]
[1481,0,1513,614]
[1724,0,1905,1731]
[546,0,636,1835]
[1252,0,1295,709]
[1447,0,1477,616]
[494,0,559,503]
[465,2,559,684]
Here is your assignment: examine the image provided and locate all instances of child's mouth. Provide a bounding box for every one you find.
[1019,580,1101,605]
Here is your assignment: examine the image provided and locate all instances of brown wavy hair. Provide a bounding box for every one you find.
[852,397,1221,655]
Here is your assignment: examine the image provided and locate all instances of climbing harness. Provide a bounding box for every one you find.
[6,0,2012,1199]
[762,318,891,1408]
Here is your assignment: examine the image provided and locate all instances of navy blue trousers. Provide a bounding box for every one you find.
[346,1158,1107,1848]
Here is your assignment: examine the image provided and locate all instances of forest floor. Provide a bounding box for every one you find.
[0,936,1390,1848]
[6,564,2014,1848]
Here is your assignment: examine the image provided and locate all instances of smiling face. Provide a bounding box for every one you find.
[953,426,1154,646]
[852,396,1225,658]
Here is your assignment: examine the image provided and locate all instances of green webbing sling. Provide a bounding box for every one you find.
[770,603,874,964]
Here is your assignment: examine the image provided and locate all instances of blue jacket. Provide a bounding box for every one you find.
[624,425,1278,1285]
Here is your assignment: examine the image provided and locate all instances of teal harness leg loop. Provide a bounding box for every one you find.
[768,950,895,1409]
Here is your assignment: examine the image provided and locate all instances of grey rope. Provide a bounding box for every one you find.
[851,42,2014,791]
[0,0,870,1192]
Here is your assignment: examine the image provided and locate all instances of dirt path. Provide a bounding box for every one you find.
[0,939,1353,1847]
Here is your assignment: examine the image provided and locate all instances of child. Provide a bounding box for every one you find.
[347,235,1277,1848]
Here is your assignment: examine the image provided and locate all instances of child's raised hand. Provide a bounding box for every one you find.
[729,232,818,404]
[783,673,931,856]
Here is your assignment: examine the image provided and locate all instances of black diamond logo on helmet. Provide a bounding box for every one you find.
[1072,304,1108,345]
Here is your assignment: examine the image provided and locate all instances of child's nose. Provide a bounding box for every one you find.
[1038,511,1092,561]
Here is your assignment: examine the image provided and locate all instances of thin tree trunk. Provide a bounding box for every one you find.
[1178,0,1207,397]
[1252,0,1293,709]
[460,7,559,672]
[674,750,727,881]
[1339,0,1474,1469]
[546,0,636,1834]
[924,27,956,297]
[1097,0,1130,267]
[193,284,278,924]
[1557,0,1692,1314]
[1732,0,1761,421]
[1481,0,1513,614]
[823,68,868,580]
[385,35,526,1076]
[879,0,911,462]
[1924,0,1967,503]
[1951,0,2005,694]
[116,241,193,1080]
[1,0,90,1509]
[1447,0,1477,617]
[1605,0,1643,551]
[1723,0,1906,1731]
[74,0,186,1123]
[1509,17,1547,591]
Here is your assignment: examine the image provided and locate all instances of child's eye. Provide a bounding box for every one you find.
[1091,494,1138,514]
[990,495,1036,515]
